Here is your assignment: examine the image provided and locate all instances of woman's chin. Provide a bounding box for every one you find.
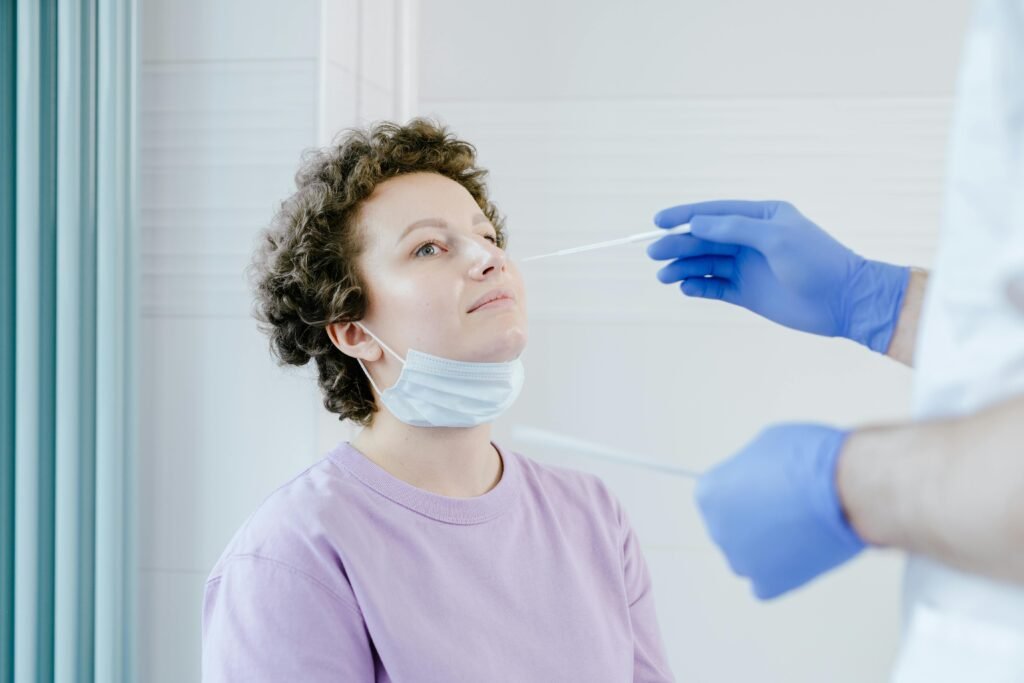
[470,326,527,362]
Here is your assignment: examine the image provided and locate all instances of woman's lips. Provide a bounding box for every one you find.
[471,297,516,312]
[468,288,516,313]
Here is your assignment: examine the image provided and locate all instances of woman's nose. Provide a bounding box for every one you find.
[466,239,507,280]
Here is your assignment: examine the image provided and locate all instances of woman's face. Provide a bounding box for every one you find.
[354,172,528,365]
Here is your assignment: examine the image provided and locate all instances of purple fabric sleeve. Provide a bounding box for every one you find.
[202,554,375,681]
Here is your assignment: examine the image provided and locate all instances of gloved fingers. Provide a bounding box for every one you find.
[646,233,740,261]
[680,276,738,302]
[653,199,782,228]
[689,214,779,254]
[656,256,737,283]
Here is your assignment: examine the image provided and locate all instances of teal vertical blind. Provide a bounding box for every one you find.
[0,0,17,680]
[13,2,59,682]
[4,0,137,681]
[93,0,138,679]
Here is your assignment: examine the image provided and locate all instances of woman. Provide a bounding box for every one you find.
[201,119,675,682]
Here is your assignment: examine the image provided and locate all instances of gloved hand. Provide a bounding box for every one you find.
[696,423,866,599]
[647,200,911,353]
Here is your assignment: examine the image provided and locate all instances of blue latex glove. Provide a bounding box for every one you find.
[647,200,911,353]
[696,424,866,599]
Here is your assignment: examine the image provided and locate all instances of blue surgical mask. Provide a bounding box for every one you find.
[355,323,525,428]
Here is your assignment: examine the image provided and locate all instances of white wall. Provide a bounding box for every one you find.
[137,1,402,680]
[416,1,971,681]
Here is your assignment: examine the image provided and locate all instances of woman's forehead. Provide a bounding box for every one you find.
[360,174,488,239]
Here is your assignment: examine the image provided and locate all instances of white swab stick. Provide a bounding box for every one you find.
[520,224,692,263]
[510,425,701,479]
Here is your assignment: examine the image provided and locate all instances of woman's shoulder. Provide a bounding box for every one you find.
[205,455,360,589]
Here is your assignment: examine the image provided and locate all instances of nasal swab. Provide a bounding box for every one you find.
[520,224,692,263]
[510,425,701,479]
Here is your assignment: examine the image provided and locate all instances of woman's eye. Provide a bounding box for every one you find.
[414,242,443,258]
[484,234,498,244]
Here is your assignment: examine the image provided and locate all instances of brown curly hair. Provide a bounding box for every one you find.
[249,118,507,425]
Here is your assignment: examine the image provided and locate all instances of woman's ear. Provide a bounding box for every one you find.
[326,322,383,362]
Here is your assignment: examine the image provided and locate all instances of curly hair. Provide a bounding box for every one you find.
[249,118,507,425]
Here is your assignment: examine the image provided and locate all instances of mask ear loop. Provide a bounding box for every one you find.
[354,322,404,396]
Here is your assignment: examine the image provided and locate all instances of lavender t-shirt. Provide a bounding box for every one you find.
[202,441,675,682]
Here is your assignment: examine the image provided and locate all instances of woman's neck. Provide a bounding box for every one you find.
[351,412,502,499]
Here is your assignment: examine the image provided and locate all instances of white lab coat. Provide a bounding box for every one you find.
[892,0,1024,680]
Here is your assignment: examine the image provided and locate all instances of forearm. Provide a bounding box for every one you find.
[884,268,929,367]
[837,394,1024,584]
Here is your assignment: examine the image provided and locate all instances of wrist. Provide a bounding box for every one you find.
[885,267,928,365]
[842,260,912,353]
[835,428,900,548]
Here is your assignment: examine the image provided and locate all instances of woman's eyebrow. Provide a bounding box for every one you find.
[397,218,448,244]
[396,214,491,244]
